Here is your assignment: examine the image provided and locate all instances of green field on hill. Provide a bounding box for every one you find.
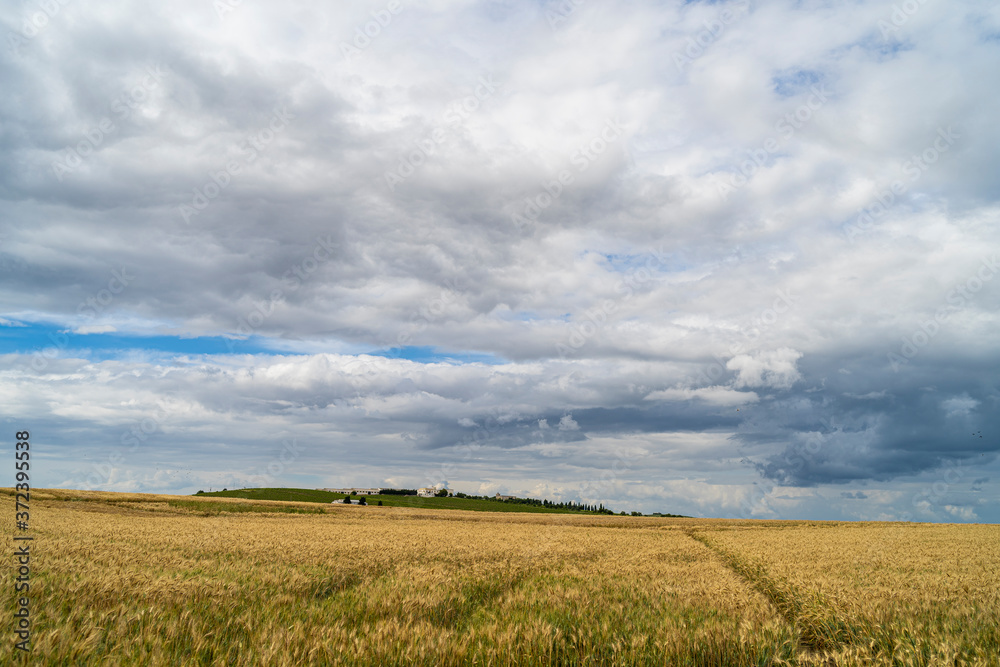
[195,487,621,514]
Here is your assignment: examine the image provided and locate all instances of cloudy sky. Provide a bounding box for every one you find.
[2,0,998,521]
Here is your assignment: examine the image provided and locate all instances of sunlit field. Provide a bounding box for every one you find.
[2,489,997,666]
[702,524,1000,665]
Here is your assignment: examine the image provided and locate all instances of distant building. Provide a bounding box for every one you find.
[495,493,517,501]
[320,487,384,495]
[417,487,437,497]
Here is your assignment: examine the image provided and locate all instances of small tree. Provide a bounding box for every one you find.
[377,500,383,506]
[358,496,367,505]
[436,488,449,497]
[343,497,351,504]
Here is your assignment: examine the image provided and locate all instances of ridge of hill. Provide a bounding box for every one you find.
[194,487,689,517]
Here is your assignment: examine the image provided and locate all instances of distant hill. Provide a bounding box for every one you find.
[196,487,345,504]
[194,487,689,517]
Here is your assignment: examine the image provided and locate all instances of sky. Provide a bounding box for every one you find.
[1,0,998,521]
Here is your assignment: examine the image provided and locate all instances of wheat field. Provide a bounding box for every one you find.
[1,489,997,666]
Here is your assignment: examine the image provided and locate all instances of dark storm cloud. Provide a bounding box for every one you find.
[742,353,1000,486]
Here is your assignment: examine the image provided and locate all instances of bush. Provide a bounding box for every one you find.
[358,496,367,505]
[377,500,383,506]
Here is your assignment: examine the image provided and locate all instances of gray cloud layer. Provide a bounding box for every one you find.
[2,0,998,521]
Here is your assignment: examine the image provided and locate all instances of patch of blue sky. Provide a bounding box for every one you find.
[506,310,541,322]
[490,307,543,322]
[771,69,822,98]
[0,320,288,358]
[366,345,506,365]
[871,40,912,59]
[835,35,911,61]
[600,252,687,274]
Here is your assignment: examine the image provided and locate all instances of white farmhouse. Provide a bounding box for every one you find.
[320,487,384,495]
[417,487,437,497]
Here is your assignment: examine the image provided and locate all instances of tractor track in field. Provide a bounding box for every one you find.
[685,529,856,661]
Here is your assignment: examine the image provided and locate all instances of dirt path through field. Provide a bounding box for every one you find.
[685,528,849,663]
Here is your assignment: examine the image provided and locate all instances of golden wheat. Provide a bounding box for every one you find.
[700,522,1000,666]
[0,490,996,666]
